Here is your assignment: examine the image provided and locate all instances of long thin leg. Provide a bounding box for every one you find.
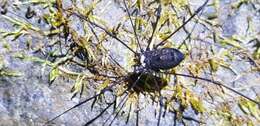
[173,111,177,126]
[45,93,102,125]
[108,94,130,126]
[149,73,164,126]
[107,71,145,123]
[123,0,143,53]
[157,95,163,126]
[103,93,129,125]
[45,83,118,124]
[169,110,205,125]
[85,73,146,126]
[84,101,115,126]
[125,103,132,124]
[154,0,209,49]
[86,23,128,73]
[72,12,137,55]
[106,71,145,126]
[161,72,260,106]
[136,94,140,126]
[177,16,199,50]
[146,4,162,51]
[85,83,134,126]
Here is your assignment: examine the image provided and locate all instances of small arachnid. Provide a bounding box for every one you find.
[138,48,184,72]
[46,0,260,126]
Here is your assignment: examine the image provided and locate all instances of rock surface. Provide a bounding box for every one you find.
[0,0,259,126]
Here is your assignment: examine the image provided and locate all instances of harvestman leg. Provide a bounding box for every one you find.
[162,72,260,106]
[154,0,209,49]
[123,0,143,53]
[89,72,146,125]
[136,94,140,126]
[146,3,162,51]
[125,102,132,124]
[106,94,130,126]
[45,82,119,125]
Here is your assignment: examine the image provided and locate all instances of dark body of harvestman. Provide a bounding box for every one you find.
[140,48,185,71]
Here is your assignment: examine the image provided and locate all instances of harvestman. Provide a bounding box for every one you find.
[46,0,260,125]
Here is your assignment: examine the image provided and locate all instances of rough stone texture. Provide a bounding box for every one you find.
[0,0,259,126]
